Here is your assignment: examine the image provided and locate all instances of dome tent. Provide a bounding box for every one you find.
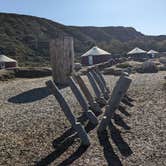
[81,46,112,66]
[0,54,17,69]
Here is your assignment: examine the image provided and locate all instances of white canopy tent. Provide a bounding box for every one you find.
[0,54,17,69]
[147,50,159,54]
[127,47,147,55]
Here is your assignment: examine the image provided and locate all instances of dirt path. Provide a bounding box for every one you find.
[0,72,166,166]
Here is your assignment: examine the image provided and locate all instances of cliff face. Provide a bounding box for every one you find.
[0,13,166,66]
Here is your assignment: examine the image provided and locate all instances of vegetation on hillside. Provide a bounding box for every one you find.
[0,13,166,66]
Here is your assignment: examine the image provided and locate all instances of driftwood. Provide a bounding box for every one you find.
[87,68,133,109]
[98,75,132,132]
[87,72,101,99]
[94,69,134,106]
[68,77,98,125]
[87,72,107,106]
[46,80,90,146]
[90,70,110,100]
[74,75,102,114]
[50,36,74,85]
[94,68,110,93]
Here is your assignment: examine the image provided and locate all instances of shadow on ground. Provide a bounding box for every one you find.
[8,87,50,103]
[114,113,131,130]
[97,115,133,166]
[36,109,132,166]
[36,121,95,166]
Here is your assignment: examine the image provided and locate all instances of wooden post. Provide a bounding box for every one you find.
[68,77,98,126]
[50,36,74,85]
[74,75,102,114]
[87,72,101,99]
[87,72,107,106]
[90,70,110,100]
[46,80,90,146]
[94,68,110,93]
[98,76,132,132]
[94,69,134,105]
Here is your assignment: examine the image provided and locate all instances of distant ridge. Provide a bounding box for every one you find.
[0,12,166,66]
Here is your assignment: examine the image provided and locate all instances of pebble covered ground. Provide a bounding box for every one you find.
[0,71,166,166]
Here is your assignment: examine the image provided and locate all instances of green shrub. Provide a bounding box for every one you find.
[116,62,132,68]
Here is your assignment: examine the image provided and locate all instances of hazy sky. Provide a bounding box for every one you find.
[0,0,166,35]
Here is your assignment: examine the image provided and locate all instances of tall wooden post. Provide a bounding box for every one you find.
[50,36,74,85]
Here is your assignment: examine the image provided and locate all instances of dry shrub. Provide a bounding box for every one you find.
[116,62,132,68]
[0,69,15,81]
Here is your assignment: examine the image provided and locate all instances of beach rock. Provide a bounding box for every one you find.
[137,61,158,73]
[159,57,166,65]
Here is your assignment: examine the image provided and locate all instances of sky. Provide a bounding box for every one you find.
[0,0,166,35]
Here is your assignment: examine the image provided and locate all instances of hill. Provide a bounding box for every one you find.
[0,13,166,66]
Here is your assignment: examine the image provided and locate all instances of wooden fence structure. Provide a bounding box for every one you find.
[46,68,134,146]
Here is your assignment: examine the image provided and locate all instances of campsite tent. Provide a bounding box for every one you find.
[81,46,112,66]
[127,47,147,60]
[0,54,17,69]
[147,50,159,58]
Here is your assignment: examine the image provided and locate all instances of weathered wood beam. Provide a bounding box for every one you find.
[94,67,110,93]
[90,70,110,100]
[98,76,132,132]
[50,36,74,85]
[94,69,134,106]
[46,80,90,146]
[87,72,107,106]
[68,77,98,126]
[74,75,102,114]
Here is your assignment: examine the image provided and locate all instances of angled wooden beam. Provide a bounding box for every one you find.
[46,80,90,146]
[94,67,110,93]
[73,75,102,115]
[87,72,101,99]
[90,70,110,100]
[94,69,134,106]
[68,77,98,126]
[87,72,107,106]
[98,76,132,132]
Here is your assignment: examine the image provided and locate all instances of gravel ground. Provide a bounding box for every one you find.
[0,72,166,166]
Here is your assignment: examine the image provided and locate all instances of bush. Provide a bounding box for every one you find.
[116,62,132,69]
